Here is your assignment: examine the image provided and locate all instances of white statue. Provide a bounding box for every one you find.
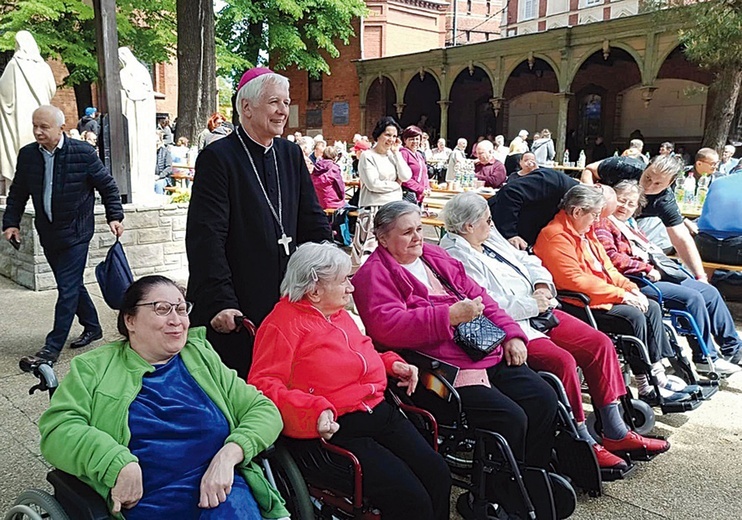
[119,46,157,204]
[0,31,56,191]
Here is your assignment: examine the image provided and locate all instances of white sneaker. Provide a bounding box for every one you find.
[695,358,742,376]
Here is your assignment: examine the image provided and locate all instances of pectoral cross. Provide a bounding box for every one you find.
[278,233,293,256]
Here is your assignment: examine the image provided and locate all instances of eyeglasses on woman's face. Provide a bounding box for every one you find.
[135,301,193,317]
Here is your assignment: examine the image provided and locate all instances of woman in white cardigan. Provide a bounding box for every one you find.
[352,117,412,267]
[439,192,663,469]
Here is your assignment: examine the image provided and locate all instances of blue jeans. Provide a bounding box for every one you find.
[641,278,742,361]
[43,241,100,352]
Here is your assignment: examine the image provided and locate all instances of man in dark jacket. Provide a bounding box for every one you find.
[186,68,331,378]
[76,106,100,136]
[3,105,124,363]
[491,167,578,250]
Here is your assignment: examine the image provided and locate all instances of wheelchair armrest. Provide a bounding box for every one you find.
[387,390,439,452]
[319,439,364,510]
[556,290,599,329]
[626,275,665,306]
[47,470,109,520]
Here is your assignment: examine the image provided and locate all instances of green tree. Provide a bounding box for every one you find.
[215,0,367,83]
[0,0,176,115]
[651,1,742,150]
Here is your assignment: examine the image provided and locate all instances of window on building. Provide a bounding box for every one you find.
[583,0,602,5]
[521,0,536,21]
[308,74,323,102]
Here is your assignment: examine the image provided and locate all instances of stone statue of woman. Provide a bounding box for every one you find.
[119,46,157,204]
[0,31,56,193]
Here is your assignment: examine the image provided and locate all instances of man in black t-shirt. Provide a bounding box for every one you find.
[580,155,645,186]
[635,155,708,281]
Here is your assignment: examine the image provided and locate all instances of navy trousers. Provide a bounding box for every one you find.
[43,241,100,353]
[642,279,742,360]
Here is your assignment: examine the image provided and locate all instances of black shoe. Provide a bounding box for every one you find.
[21,346,60,365]
[69,329,103,349]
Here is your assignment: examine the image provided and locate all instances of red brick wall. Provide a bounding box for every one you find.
[278,19,363,143]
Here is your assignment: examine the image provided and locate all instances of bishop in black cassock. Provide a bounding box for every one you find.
[186,70,330,377]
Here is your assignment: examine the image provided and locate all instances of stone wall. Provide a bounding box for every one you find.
[0,203,189,291]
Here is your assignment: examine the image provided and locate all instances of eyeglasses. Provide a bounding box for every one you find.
[135,301,193,317]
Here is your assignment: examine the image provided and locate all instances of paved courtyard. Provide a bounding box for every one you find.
[1,274,741,519]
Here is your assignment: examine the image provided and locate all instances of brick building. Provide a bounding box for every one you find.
[279,0,502,144]
[501,0,640,36]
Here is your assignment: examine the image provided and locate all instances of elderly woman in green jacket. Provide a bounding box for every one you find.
[39,275,288,520]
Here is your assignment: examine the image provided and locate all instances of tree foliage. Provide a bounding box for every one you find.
[215,0,367,83]
[648,1,742,148]
[0,0,176,86]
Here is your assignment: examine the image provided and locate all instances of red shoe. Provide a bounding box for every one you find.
[592,444,629,470]
[603,431,670,456]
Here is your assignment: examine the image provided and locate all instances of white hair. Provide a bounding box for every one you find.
[442,192,488,235]
[34,105,65,127]
[280,243,351,302]
[235,73,290,126]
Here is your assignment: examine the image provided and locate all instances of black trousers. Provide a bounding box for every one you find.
[695,232,742,266]
[457,362,558,469]
[563,301,674,370]
[330,401,451,520]
[43,241,100,353]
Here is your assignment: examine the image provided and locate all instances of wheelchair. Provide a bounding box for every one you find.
[392,350,598,520]
[627,274,722,394]
[556,290,705,442]
[5,358,316,520]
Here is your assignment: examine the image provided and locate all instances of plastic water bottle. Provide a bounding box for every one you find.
[577,150,586,169]
[563,150,570,166]
[674,172,686,204]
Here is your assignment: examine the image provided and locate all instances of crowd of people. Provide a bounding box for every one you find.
[4,66,742,520]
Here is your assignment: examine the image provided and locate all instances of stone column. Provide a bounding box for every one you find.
[359,104,367,136]
[437,100,451,141]
[555,91,573,161]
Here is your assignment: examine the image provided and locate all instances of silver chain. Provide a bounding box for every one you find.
[235,127,286,238]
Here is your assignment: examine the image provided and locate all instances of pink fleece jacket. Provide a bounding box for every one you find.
[352,243,527,370]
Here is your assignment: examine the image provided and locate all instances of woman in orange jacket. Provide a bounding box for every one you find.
[534,184,695,405]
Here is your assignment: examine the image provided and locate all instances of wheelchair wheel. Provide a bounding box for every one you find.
[622,399,655,435]
[5,489,70,520]
[270,445,317,520]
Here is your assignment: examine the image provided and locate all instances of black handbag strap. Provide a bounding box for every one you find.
[482,244,533,290]
[420,256,465,301]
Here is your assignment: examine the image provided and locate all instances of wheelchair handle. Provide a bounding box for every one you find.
[20,359,59,397]
[233,315,258,338]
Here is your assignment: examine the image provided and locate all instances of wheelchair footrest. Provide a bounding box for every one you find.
[553,433,602,496]
[660,398,703,413]
[697,384,719,401]
[600,461,638,483]
[611,435,667,462]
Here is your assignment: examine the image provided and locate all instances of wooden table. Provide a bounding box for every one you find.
[170,170,194,188]
[553,165,584,178]
[430,188,496,199]
[680,205,702,219]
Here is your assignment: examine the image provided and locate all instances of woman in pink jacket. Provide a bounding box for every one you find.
[399,125,430,205]
[353,200,568,519]
[310,146,346,209]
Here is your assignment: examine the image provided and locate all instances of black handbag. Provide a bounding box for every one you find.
[529,310,560,333]
[648,251,690,284]
[421,258,506,361]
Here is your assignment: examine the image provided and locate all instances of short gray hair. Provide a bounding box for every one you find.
[34,105,65,127]
[280,242,351,302]
[442,192,488,235]
[373,200,420,239]
[560,184,605,213]
[235,73,290,124]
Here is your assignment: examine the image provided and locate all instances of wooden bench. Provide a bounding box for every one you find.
[700,261,742,279]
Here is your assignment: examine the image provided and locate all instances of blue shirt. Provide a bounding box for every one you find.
[125,355,259,520]
[698,173,742,239]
